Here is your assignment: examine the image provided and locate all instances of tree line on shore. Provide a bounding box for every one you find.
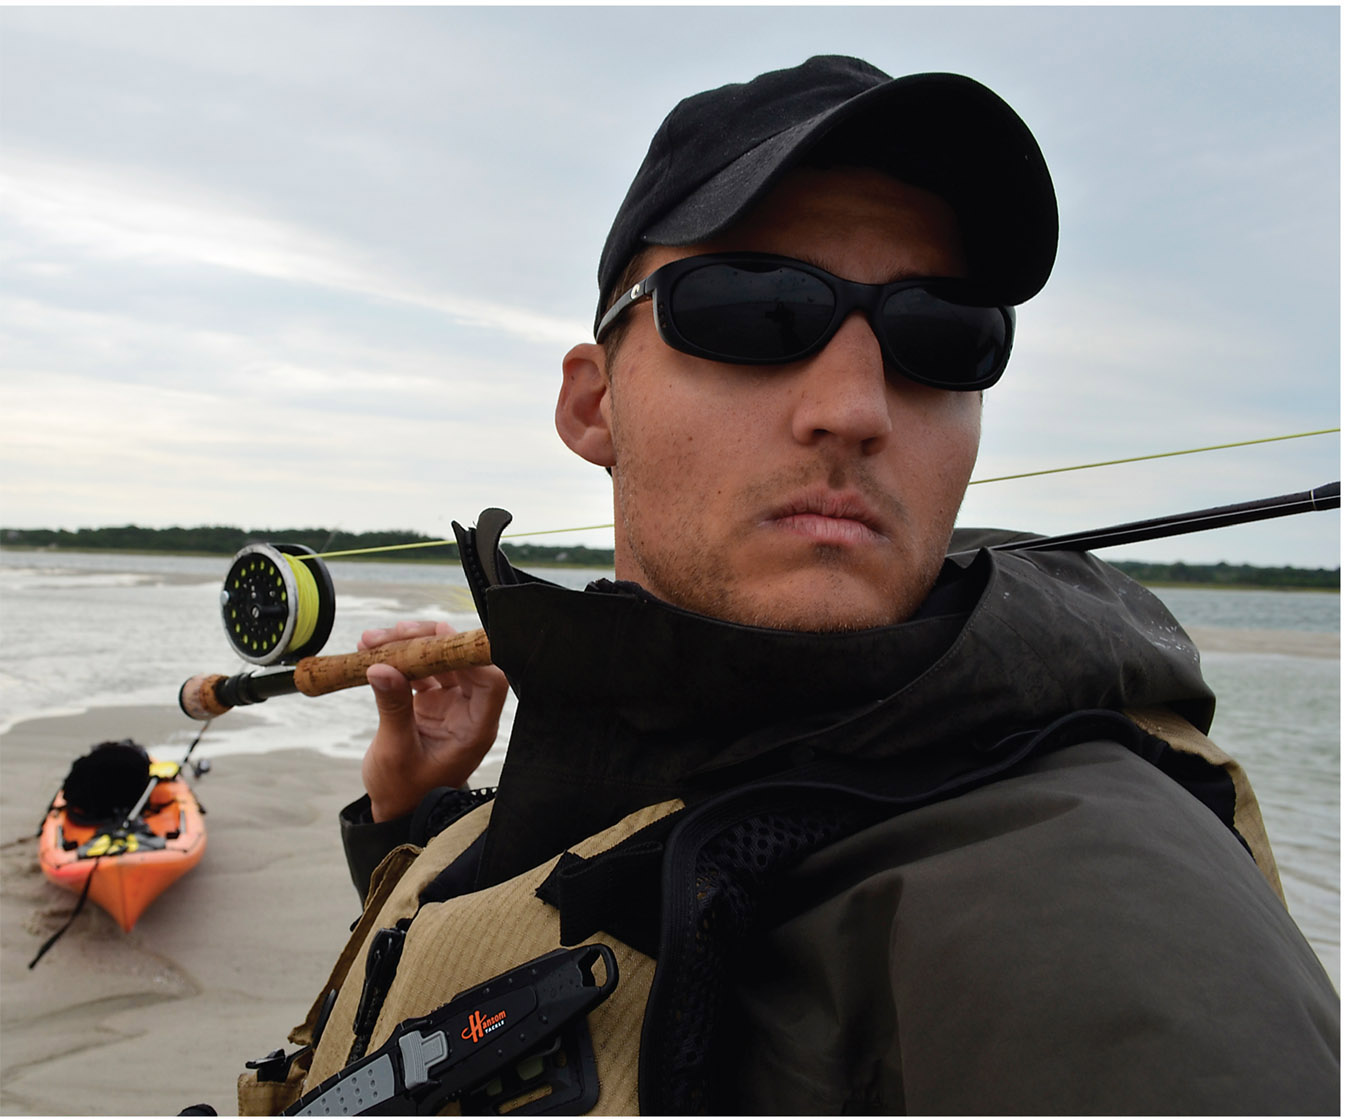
[0,524,616,569]
[1,524,1339,588]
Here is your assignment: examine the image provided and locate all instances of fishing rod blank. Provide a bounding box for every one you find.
[985,481,1338,555]
[178,482,1338,720]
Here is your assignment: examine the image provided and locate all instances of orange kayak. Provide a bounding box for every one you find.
[38,750,207,932]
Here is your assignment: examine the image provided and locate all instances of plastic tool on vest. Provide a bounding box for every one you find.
[284,944,618,1116]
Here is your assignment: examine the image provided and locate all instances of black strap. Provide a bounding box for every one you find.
[535,811,683,958]
[419,829,490,906]
[348,923,410,1064]
[28,856,101,969]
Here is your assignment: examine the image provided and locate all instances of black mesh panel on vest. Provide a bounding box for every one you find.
[659,802,869,1113]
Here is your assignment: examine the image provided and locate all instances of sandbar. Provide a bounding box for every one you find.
[0,704,502,1116]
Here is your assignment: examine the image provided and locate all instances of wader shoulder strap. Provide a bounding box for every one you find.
[1125,706,1285,903]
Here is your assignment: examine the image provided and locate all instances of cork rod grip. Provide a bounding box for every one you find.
[179,674,233,720]
[292,627,493,697]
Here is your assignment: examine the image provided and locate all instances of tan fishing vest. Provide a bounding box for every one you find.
[239,797,684,1116]
[238,707,1283,1115]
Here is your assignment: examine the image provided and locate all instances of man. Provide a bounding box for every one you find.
[240,56,1338,1115]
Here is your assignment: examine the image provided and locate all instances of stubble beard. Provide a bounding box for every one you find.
[612,458,952,633]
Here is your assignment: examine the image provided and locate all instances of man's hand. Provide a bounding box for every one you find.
[359,619,509,822]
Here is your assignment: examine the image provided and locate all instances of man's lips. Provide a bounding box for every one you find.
[762,490,889,545]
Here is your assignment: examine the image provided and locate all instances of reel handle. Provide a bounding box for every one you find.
[179,628,493,720]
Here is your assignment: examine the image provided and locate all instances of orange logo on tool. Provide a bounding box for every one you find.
[462,1008,507,1044]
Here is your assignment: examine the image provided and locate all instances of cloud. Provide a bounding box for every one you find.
[0,6,1336,567]
[0,363,595,533]
[1,150,587,347]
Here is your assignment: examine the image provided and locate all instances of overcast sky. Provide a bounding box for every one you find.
[0,5,1339,567]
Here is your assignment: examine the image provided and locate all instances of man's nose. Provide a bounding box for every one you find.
[788,312,893,451]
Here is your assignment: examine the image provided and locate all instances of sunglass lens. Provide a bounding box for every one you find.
[881,289,1006,387]
[670,262,835,361]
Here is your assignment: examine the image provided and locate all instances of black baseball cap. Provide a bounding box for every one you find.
[595,55,1057,336]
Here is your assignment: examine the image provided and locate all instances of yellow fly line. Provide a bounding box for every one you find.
[279,551,323,650]
[297,427,1338,561]
[968,428,1340,486]
[307,525,620,561]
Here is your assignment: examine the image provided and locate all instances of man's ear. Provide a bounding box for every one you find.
[556,343,616,468]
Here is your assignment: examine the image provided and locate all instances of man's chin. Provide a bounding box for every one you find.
[686,571,919,633]
[728,600,903,633]
[621,538,937,632]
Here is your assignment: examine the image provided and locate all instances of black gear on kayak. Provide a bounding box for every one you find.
[61,739,151,826]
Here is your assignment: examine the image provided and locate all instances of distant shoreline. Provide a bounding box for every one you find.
[2,539,1339,588]
[1129,580,1339,594]
[0,542,610,571]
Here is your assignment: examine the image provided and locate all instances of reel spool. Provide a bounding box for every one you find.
[220,543,336,665]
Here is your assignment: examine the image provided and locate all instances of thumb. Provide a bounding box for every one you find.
[363,666,424,823]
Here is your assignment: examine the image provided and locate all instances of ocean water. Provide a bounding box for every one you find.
[1154,586,1340,992]
[0,548,1337,987]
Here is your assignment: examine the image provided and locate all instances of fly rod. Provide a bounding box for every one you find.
[981,480,1339,555]
[179,481,1338,720]
[179,627,492,720]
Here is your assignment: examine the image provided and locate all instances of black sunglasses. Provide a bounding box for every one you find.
[596,252,1015,391]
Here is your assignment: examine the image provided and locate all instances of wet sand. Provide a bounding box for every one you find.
[1186,625,1338,659]
[0,704,498,1116]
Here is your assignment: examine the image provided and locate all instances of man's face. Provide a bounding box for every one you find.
[560,166,982,631]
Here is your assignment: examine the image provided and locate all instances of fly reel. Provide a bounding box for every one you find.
[219,543,336,665]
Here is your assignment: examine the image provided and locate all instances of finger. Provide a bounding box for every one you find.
[357,627,387,651]
[464,664,510,716]
[394,618,440,638]
[415,661,499,694]
[366,663,418,729]
[453,662,509,695]
[358,619,445,651]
